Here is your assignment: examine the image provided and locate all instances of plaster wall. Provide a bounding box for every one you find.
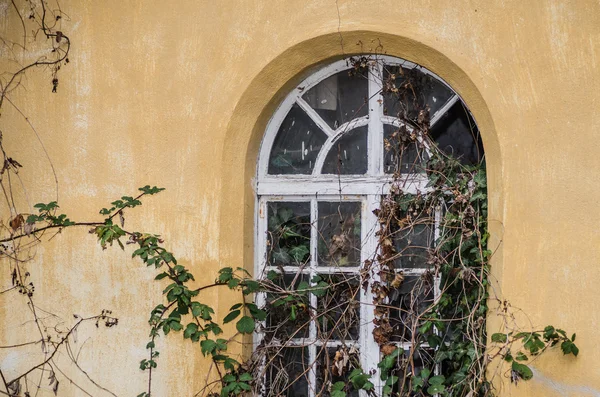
[1,1,599,396]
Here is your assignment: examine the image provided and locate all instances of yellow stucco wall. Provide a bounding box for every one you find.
[1,0,599,396]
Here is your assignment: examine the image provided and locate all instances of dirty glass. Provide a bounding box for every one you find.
[269,104,327,174]
[303,70,368,130]
[315,274,360,341]
[317,201,362,267]
[265,272,311,339]
[322,126,368,175]
[388,275,435,342]
[265,347,310,397]
[431,101,484,165]
[391,215,434,269]
[383,124,429,174]
[315,346,360,397]
[382,65,453,120]
[267,202,311,267]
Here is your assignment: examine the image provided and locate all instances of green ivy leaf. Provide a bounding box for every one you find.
[266,270,279,281]
[200,339,217,356]
[236,316,255,334]
[561,340,579,356]
[427,383,445,395]
[278,208,293,223]
[154,272,169,280]
[223,310,241,324]
[429,375,445,385]
[241,280,260,294]
[183,323,198,339]
[289,245,309,262]
[491,333,508,343]
[272,249,291,265]
[218,267,233,283]
[511,362,533,380]
[515,352,528,361]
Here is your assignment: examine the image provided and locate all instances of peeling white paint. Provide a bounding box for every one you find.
[532,368,600,397]
[548,2,572,70]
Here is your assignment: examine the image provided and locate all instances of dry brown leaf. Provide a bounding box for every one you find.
[9,214,24,231]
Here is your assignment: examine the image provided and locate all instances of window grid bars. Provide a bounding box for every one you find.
[308,198,318,396]
[255,58,448,396]
[368,60,384,176]
[256,192,437,396]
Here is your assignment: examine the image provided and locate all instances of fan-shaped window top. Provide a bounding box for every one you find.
[259,56,482,192]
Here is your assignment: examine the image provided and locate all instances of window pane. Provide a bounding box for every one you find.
[382,65,453,120]
[315,274,360,341]
[303,70,368,130]
[267,202,311,267]
[264,347,310,397]
[431,101,484,165]
[315,346,360,397]
[317,202,361,267]
[322,126,368,175]
[391,213,434,269]
[264,272,310,339]
[269,104,327,174]
[388,274,435,342]
[383,124,429,174]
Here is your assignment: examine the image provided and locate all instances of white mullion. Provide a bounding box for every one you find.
[283,339,360,348]
[257,177,428,196]
[304,266,360,274]
[255,198,267,349]
[400,268,429,276]
[430,94,459,127]
[261,193,366,202]
[432,205,442,386]
[255,197,268,397]
[314,340,359,347]
[360,195,383,394]
[308,198,318,397]
[265,266,311,274]
[312,117,369,176]
[368,61,384,175]
[296,97,335,138]
[395,341,430,350]
[433,207,442,302]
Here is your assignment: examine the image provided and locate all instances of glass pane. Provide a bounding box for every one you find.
[265,272,310,339]
[431,101,484,165]
[388,274,435,342]
[382,65,453,121]
[315,346,360,397]
[322,126,368,175]
[391,213,434,269]
[303,70,368,130]
[267,202,311,267]
[317,202,361,267]
[269,104,327,174]
[264,347,310,397]
[383,124,429,174]
[315,274,360,341]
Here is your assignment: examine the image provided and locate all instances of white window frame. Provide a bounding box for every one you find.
[254,56,460,397]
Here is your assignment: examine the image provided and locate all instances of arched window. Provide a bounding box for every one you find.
[255,56,482,396]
